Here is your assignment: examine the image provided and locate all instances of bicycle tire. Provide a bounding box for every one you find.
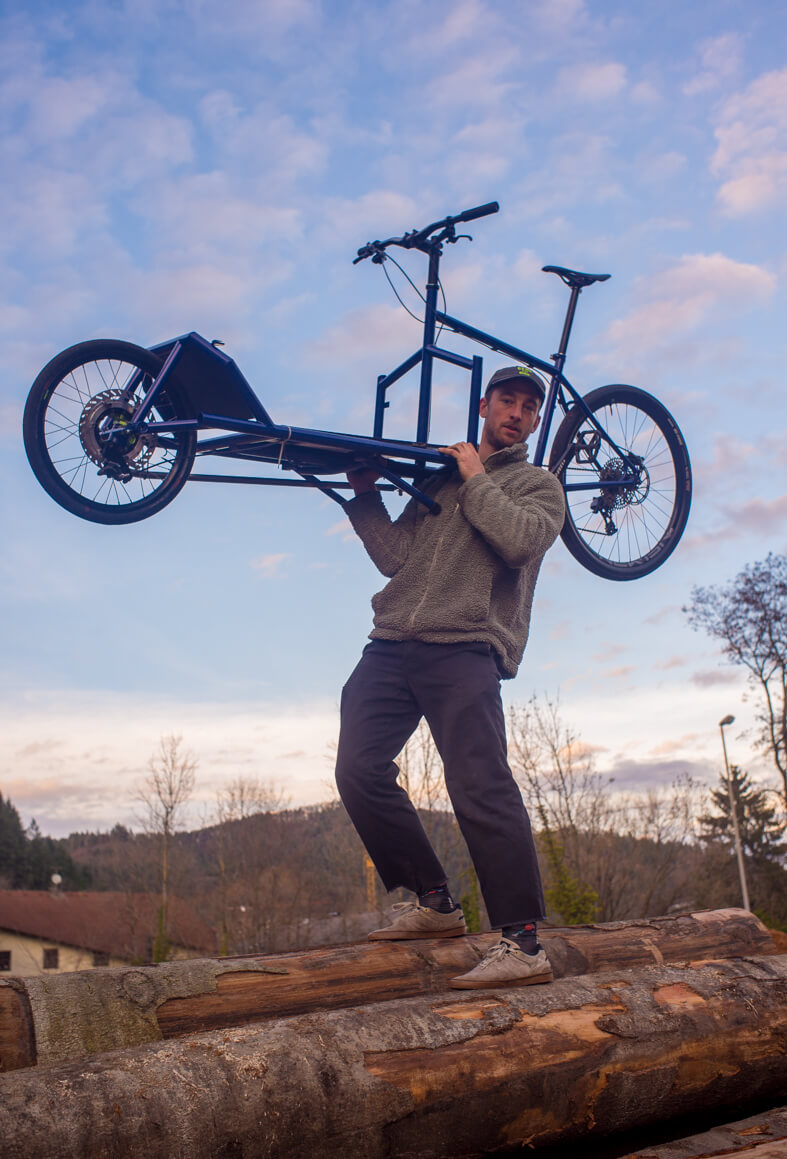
[548,384,691,581]
[23,339,196,525]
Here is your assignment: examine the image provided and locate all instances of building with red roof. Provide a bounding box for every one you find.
[0,891,216,976]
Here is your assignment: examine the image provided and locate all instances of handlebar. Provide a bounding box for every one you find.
[455,201,499,224]
[354,201,499,263]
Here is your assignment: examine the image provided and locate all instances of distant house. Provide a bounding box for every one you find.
[0,891,217,976]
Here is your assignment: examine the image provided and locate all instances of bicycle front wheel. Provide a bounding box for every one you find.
[23,339,196,525]
[549,384,691,580]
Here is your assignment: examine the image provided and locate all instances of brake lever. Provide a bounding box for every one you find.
[354,241,384,264]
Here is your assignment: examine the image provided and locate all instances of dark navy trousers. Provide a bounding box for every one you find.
[335,639,545,928]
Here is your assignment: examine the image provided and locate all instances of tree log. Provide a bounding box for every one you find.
[0,955,786,1158]
[0,907,773,1072]
[623,1105,787,1158]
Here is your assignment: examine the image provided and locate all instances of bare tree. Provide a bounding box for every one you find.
[214,776,289,954]
[395,721,480,924]
[397,721,446,813]
[136,735,197,961]
[216,776,288,823]
[686,553,787,805]
[507,698,703,921]
[613,775,705,918]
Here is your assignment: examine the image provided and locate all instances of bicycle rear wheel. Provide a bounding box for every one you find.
[23,339,196,524]
[548,384,691,581]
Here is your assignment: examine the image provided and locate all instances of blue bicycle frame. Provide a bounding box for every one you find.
[114,198,643,517]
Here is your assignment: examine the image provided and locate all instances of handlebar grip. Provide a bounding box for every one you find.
[456,201,499,224]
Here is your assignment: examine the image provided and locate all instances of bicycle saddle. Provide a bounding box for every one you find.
[542,265,611,288]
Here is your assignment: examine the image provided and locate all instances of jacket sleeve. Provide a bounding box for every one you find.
[344,490,420,577]
[456,469,565,568]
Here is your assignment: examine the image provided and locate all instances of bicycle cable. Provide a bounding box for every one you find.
[381,251,448,339]
[382,252,425,322]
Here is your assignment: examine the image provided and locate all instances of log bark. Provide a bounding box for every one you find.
[622,1105,787,1158]
[0,907,773,1072]
[0,955,786,1159]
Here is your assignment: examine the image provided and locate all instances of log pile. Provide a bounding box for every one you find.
[622,1105,787,1158]
[0,908,784,1158]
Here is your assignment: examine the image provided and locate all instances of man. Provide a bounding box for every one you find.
[335,365,566,989]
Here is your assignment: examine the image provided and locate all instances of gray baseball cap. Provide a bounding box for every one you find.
[485,365,547,400]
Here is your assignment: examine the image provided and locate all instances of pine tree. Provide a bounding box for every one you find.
[698,765,786,864]
[0,794,28,887]
[698,765,787,925]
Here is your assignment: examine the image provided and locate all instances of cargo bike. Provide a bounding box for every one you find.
[23,201,692,581]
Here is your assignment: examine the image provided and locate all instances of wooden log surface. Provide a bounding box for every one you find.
[1,955,786,1159]
[0,907,772,1072]
[622,1106,787,1158]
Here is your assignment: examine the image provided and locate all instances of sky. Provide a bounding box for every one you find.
[1,0,786,837]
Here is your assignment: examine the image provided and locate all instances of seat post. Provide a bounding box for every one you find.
[553,283,582,372]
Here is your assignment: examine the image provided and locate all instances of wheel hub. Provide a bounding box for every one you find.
[79,390,155,479]
[597,456,650,510]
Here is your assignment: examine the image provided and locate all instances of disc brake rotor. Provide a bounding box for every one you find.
[79,390,155,474]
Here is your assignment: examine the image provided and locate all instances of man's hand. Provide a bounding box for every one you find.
[347,466,381,495]
[438,441,485,482]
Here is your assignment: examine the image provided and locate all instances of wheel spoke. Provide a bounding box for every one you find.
[553,388,691,578]
[26,345,194,523]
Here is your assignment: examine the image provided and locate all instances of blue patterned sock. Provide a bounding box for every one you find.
[502,920,539,955]
[418,883,457,914]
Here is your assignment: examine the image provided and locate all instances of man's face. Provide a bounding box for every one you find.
[480,385,542,452]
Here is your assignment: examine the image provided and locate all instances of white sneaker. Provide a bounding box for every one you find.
[449,937,553,989]
[368,901,467,940]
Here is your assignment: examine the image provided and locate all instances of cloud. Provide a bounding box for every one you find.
[692,433,759,489]
[0,688,342,835]
[199,95,329,184]
[678,493,787,556]
[637,151,686,182]
[601,756,713,790]
[650,733,703,756]
[592,644,627,662]
[655,656,687,671]
[691,669,740,688]
[15,739,65,759]
[513,132,623,217]
[250,552,290,578]
[596,252,776,365]
[643,605,680,626]
[133,172,302,259]
[301,303,420,379]
[433,0,496,46]
[325,519,355,543]
[426,46,522,110]
[315,190,421,252]
[549,620,571,641]
[533,0,590,35]
[711,68,787,216]
[557,62,627,102]
[630,81,660,105]
[683,33,742,96]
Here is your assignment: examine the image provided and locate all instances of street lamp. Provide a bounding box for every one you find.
[719,714,750,911]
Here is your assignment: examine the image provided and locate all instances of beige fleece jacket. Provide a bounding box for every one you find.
[345,444,566,678]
